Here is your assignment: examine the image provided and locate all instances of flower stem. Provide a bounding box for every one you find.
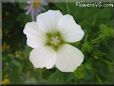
[66,0,70,14]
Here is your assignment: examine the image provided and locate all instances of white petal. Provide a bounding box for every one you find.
[58,15,84,43]
[23,22,46,48]
[29,47,56,69]
[56,44,84,72]
[37,10,63,33]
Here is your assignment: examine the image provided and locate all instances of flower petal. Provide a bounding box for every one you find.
[56,44,84,72]
[29,47,56,69]
[58,15,84,43]
[37,10,63,32]
[23,22,46,48]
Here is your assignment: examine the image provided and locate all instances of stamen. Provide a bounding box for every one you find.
[50,36,61,46]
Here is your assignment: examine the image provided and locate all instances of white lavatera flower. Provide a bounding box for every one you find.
[23,10,85,72]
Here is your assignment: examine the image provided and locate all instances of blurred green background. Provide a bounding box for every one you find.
[2,1,114,85]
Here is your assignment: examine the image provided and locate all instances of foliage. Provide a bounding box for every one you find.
[2,2,114,85]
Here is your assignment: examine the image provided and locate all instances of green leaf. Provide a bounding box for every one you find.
[48,70,66,84]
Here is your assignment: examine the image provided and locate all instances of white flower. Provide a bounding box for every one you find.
[23,10,85,72]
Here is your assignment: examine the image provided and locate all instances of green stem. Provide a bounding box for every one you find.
[92,68,103,84]
[66,0,70,14]
[39,69,43,79]
[95,73,103,84]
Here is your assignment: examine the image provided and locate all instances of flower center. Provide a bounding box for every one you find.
[50,36,61,46]
[45,32,64,51]
[33,0,40,9]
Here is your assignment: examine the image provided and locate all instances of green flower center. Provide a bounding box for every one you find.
[50,36,61,46]
[45,32,65,51]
